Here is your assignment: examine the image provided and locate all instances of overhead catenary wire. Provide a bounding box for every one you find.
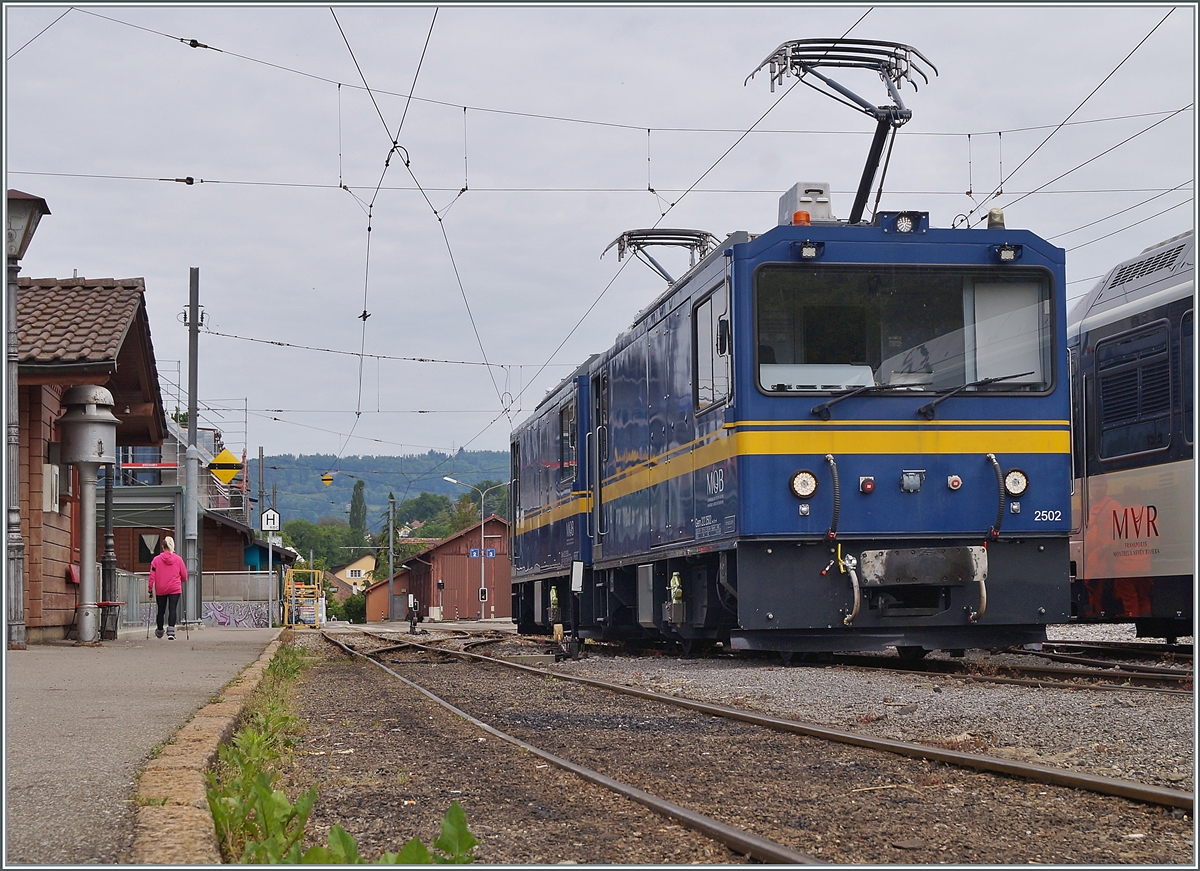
[6,6,73,60]
[68,6,1185,141]
[11,169,1190,200]
[962,7,1179,226]
[1064,200,1193,253]
[326,7,441,475]
[1047,180,1194,240]
[997,104,1193,215]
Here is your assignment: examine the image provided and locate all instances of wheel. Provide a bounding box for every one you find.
[680,638,697,657]
[896,645,928,662]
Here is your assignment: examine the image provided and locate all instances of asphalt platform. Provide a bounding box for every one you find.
[3,623,279,866]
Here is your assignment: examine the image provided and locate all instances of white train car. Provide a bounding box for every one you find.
[1068,230,1194,641]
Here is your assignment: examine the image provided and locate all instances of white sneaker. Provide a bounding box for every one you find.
[167,627,176,640]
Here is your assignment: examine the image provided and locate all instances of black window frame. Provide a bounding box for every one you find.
[693,281,732,413]
[558,398,577,484]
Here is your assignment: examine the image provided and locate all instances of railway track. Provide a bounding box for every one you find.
[823,651,1193,694]
[323,630,816,864]
[1039,640,1193,662]
[349,628,1192,812]
[311,627,1192,863]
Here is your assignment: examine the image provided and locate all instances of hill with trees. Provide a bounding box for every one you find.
[246,449,508,526]
[246,449,510,574]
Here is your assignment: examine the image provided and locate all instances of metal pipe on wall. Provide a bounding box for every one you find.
[76,463,99,642]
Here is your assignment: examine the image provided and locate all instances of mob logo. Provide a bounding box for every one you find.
[1112,505,1159,540]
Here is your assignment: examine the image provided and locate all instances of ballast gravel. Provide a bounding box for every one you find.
[552,623,1194,793]
[284,623,1193,864]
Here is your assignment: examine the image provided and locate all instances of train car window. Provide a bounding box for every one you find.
[510,442,521,515]
[1181,310,1193,445]
[558,399,577,483]
[598,372,610,461]
[1096,322,1171,459]
[694,283,731,410]
[755,264,1052,394]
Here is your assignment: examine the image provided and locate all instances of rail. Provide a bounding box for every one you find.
[324,631,819,864]
[353,629,1193,811]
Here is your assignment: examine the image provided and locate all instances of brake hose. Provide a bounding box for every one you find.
[986,453,1005,540]
[825,454,840,540]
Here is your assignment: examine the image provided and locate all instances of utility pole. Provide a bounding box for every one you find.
[388,495,395,620]
[257,446,264,531]
[183,268,201,628]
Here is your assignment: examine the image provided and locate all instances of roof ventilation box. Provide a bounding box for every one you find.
[778,182,835,225]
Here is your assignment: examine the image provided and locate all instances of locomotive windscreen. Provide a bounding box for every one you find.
[755,264,1053,394]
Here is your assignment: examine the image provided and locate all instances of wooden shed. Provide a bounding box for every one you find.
[365,516,510,623]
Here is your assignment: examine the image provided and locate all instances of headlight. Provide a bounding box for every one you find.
[1004,469,1028,497]
[895,213,914,233]
[789,470,818,499]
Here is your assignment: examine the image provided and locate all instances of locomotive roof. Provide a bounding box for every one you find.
[1068,229,1194,335]
[527,353,598,417]
[626,230,750,332]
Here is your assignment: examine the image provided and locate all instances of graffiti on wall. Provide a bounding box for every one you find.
[203,601,270,628]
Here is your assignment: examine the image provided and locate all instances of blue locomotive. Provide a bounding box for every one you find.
[510,39,1072,656]
[510,183,1072,656]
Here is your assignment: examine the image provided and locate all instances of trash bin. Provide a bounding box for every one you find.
[98,601,123,641]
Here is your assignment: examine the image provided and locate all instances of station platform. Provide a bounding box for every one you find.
[3,624,279,865]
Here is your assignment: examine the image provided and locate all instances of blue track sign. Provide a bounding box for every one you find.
[485,548,496,558]
[469,548,481,558]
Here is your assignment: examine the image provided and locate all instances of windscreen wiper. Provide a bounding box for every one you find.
[810,383,897,420]
[916,371,1034,420]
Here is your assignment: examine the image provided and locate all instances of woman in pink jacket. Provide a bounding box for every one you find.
[148,536,187,639]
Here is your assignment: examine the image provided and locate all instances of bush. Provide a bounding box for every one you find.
[342,593,366,624]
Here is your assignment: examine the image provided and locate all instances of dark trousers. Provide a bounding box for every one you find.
[155,593,181,630]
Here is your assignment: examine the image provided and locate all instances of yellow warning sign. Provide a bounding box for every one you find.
[208,448,242,485]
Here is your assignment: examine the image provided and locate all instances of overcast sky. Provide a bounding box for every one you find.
[5,3,1196,463]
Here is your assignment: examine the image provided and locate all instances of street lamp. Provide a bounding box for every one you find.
[7,190,50,650]
[443,476,506,619]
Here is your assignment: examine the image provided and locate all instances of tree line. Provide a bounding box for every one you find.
[280,478,509,581]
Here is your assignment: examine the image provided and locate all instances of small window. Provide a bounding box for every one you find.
[695,283,731,410]
[1097,322,1171,458]
[559,399,577,483]
[1182,310,1193,444]
[348,569,363,579]
[137,532,160,565]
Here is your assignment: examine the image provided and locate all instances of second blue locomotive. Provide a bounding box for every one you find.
[510,183,1072,656]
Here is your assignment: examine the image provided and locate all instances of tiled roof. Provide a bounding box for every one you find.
[16,277,145,365]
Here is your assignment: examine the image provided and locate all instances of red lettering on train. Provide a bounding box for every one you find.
[1112,505,1160,540]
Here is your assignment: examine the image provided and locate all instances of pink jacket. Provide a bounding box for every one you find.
[149,551,188,596]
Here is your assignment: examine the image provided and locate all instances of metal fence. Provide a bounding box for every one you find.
[118,569,277,629]
[118,570,152,628]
